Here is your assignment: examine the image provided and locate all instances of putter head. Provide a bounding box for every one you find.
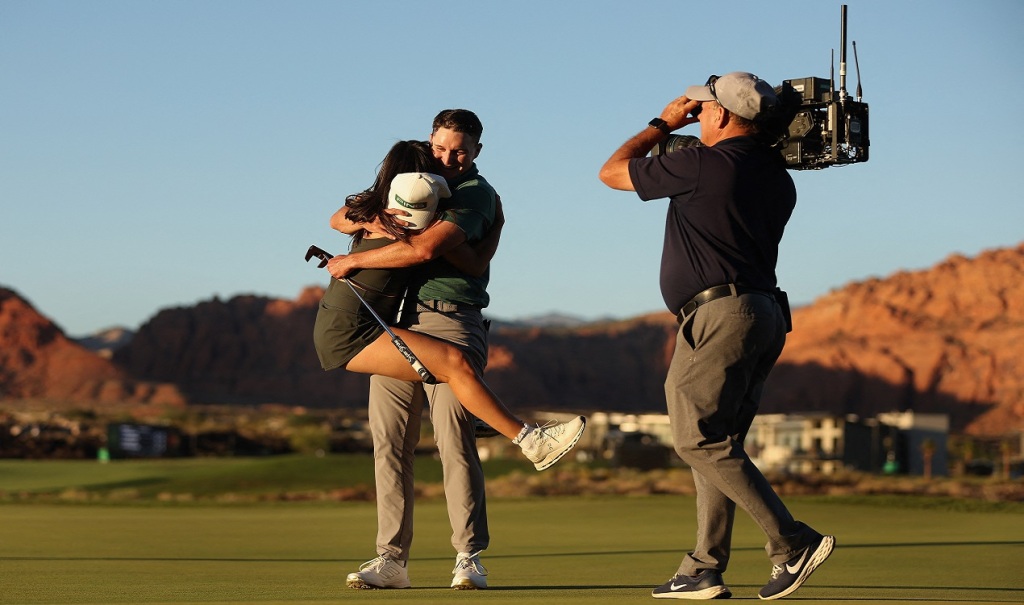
[304,245,333,268]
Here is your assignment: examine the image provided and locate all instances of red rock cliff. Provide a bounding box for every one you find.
[6,243,1023,436]
[765,244,1024,435]
[0,288,183,406]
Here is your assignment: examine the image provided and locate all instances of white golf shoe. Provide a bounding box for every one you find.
[451,550,488,589]
[345,555,411,589]
[515,416,586,471]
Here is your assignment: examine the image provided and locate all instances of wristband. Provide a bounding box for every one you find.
[648,118,671,135]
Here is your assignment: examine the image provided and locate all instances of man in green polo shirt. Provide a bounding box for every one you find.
[326,109,501,590]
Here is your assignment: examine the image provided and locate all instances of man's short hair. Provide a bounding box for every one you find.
[729,112,760,133]
[432,109,483,142]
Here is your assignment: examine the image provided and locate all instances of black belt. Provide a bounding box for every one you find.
[677,284,775,324]
[418,299,483,313]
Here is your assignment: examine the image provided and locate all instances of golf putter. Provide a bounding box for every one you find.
[304,245,436,384]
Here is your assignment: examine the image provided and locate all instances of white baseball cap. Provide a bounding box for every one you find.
[386,172,452,230]
[685,71,778,121]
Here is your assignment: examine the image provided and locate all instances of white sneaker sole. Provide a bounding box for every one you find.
[452,577,487,590]
[758,535,834,600]
[652,585,730,599]
[345,575,411,589]
[534,417,586,471]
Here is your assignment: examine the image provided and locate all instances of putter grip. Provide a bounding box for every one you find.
[391,335,437,384]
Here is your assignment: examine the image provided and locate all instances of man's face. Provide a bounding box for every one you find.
[430,127,481,180]
[697,100,721,146]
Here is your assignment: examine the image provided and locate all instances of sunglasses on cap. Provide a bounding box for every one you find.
[689,75,720,118]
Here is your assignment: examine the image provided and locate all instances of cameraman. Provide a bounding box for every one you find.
[599,72,833,601]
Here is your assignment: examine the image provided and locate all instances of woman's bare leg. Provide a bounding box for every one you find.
[346,330,526,440]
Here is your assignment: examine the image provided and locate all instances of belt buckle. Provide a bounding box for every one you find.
[422,299,456,313]
[678,284,732,323]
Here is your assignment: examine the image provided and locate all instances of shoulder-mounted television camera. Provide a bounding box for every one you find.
[656,5,869,171]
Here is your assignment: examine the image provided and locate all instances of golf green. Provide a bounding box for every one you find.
[1,495,1021,604]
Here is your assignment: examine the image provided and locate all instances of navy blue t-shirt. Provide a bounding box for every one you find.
[628,136,796,315]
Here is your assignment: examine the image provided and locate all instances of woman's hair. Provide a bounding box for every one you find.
[345,140,436,244]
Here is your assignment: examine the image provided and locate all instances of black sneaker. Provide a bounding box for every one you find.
[758,534,835,600]
[652,570,731,599]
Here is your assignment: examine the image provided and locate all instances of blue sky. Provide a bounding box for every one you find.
[3,0,1023,336]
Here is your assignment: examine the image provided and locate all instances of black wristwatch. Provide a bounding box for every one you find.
[648,118,671,135]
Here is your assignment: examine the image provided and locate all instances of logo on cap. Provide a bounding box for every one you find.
[391,194,428,210]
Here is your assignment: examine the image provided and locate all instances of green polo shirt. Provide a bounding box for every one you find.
[406,165,496,307]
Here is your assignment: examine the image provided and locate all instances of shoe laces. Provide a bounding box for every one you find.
[514,420,557,446]
[361,555,393,572]
[533,420,560,436]
[769,563,783,580]
[453,551,487,575]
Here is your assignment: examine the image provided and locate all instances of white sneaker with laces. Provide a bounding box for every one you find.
[515,416,587,471]
[345,555,411,589]
[451,550,488,589]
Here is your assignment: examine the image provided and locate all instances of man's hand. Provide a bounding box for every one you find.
[599,95,704,191]
[326,253,359,279]
[384,207,414,230]
[659,95,702,131]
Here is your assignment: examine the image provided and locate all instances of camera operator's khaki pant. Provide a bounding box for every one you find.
[368,306,489,561]
[668,292,821,575]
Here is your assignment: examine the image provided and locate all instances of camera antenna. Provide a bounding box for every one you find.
[777,2,869,170]
[830,49,835,99]
[853,40,863,101]
[838,4,849,102]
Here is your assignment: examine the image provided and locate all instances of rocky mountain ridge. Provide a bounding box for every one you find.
[0,289,184,409]
[767,244,1024,435]
[2,243,1022,436]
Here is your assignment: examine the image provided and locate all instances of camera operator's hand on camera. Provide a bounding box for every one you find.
[599,95,703,191]
[660,96,701,130]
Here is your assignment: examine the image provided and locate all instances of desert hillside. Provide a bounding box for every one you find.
[2,243,1022,436]
[0,288,183,407]
[766,244,1024,435]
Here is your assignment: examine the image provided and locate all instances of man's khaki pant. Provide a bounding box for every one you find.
[668,292,820,575]
[368,305,490,560]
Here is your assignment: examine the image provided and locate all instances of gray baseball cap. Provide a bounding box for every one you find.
[685,72,778,121]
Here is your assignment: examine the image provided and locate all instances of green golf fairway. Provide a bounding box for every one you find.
[1,495,1022,604]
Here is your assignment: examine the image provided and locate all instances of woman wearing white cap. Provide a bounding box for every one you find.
[314,140,585,472]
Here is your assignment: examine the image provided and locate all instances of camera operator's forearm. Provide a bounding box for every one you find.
[599,128,663,191]
[601,95,700,190]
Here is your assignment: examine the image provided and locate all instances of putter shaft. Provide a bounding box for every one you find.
[305,244,436,384]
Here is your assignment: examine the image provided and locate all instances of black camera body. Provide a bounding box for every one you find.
[778,75,869,170]
[653,5,869,171]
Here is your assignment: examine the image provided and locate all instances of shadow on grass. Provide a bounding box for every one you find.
[484,584,1024,598]
[83,477,168,490]
[5,540,1021,563]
